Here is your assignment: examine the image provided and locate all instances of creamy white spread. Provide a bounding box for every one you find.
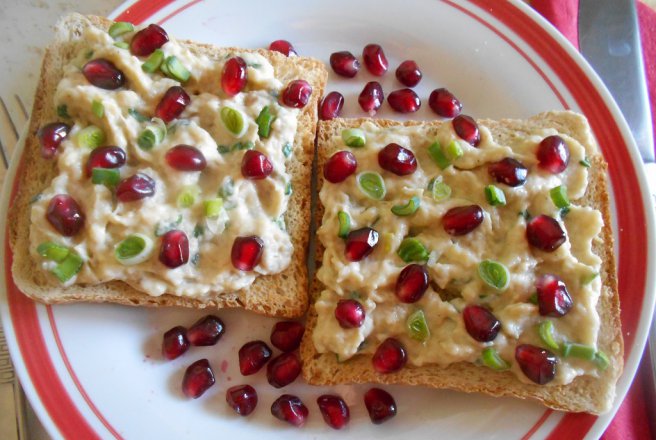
[313,121,604,385]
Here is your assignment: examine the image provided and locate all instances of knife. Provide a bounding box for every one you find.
[0,325,26,440]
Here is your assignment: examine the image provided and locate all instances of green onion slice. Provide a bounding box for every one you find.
[528,292,538,305]
[537,320,561,351]
[142,49,164,73]
[204,198,224,218]
[56,104,70,119]
[114,234,153,266]
[128,108,149,122]
[357,172,386,200]
[481,347,510,371]
[177,185,200,208]
[429,176,451,202]
[581,272,599,285]
[478,260,510,290]
[285,182,292,196]
[77,125,105,149]
[51,252,84,283]
[92,100,104,119]
[549,185,570,209]
[337,211,351,238]
[580,157,591,168]
[91,168,120,187]
[561,342,596,361]
[341,128,366,148]
[407,309,430,342]
[428,141,451,169]
[397,237,430,263]
[485,185,506,206]
[593,351,610,370]
[282,142,292,158]
[108,21,134,38]
[37,242,70,263]
[444,140,464,161]
[219,177,234,199]
[137,118,166,150]
[256,106,276,139]
[220,106,246,137]
[162,56,191,82]
[391,196,421,216]
[114,41,129,49]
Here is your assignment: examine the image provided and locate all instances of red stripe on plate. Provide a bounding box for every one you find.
[156,0,204,25]
[520,409,554,440]
[114,0,177,25]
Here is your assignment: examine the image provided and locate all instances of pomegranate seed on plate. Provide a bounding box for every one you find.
[82,59,125,90]
[372,338,407,373]
[165,145,207,171]
[330,51,360,77]
[364,388,397,424]
[378,143,417,176]
[317,394,350,429]
[345,227,379,261]
[362,43,388,76]
[395,264,429,303]
[162,326,189,360]
[536,274,573,317]
[267,352,301,388]
[270,321,305,352]
[241,150,273,180]
[281,79,312,108]
[515,344,557,384]
[85,146,126,177]
[271,394,308,427]
[334,299,365,328]
[395,60,422,87]
[452,114,480,146]
[182,358,215,398]
[159,229,189,269]
[358,81,384,116]
[429,88,462,118]
[116,173,155,202]
[226,384,258,416]
[130,24,169,56]
[526,215,566,252]
[38,122,70,159]
[537,135,570,174]
[222,57,248,96]
[463,305,501,342]
[46,194,85,236]
[387,88,421,113]
[187,315,225,346]
[269,39,297,56]
[231,236,264,271]
[488,157,528,187]
[442,205,484,236]
[239,340,272,375]
[324,150,357,183]
[319,91,344,121]
[155,86,190,123]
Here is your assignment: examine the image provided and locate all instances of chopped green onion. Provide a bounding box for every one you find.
[285,182,292,196]
[114,234,153,266]
[91,168,120,187]
[154,215,183,236]
[485,185,506,206]
[391,196,421,216]
[519,209,531,221]
[561,342,596,361]
[162,56,191,82]
[397,237,430,263]
[91,100,104,118]
[177,185,200,208]
[341,128,366,147]
[444,140,464,161]
[549,185,570,209]
[407,309,430,342]
[233,141,254,151]
[51,252,84,283]
[114,41,129,49]
[429,176,451,202]
[428,141,451,169]
[137,119,166,150]
[282,142,292,158]
[337,211,351,238]
[128,108,149,122]
[560,207,570,218]
[142,49,164,73]
[478,260,510,290]
[191,253,200,265]
[203,198,224,218]
[85,50,94,60]
[357,172,386,200]
[581,272,599,285]
[528,292,538,304]
[481,347,510,371]
[193,224,204,238]
[579,157,591,168]
[220,107,246,137]
[593,351,610,370]
[77,125,105,149]
[159,59,171,77]
[37,242,70,263]
[217,144,231,154]
[256,106,276,139]
[56,104,70,119]
[219,177,234,198]
[537,320,561,351]
[108,21,134,38]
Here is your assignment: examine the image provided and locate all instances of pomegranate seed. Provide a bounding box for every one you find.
[358,81,384,116]
[116,173,155,202]
[453,115,480,146]
[345,227,379,261]
[269,39,297,56]
[187,315,225,346]
[536,274,573,317]
[323,150,357,183]
[281,79,312,108]
[155,86,190,123]
[222,57,248,96]
[267,352,301,388]
[319,91,344,121]
[395,60,422,87]
[162,326,189,360]
[270,321,305,352]
[362,43,389,76]
[159,229,189,269]
[429,88,462,118]
[395,264,429,303]
[488,157,528,187]
[317,395,350,429]
[239,340,272,375]
[82,59,125,90]
[387,88,421,113]
[329,51,360,77]
[182,358,215,398]
[334,299,365,328]
[364,388,397,424]
[231,236,264,271]
[46,194,85,236]
[38,122,70,159]
[537,135,570,174]
[130,24,169,56]
[372,338,407,373]
[515,344,557,384]
[526,215,566,252]
[85,146,126,177]
[226,385,258,416]
[241,150,273,180]
[463,305,501,342]
[165,145,207,171]
[271,394,308,427]
[378,143,417,176]
[442,205,484,236]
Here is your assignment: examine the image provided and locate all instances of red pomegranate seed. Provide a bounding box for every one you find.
[395,264,429,303]
[267,352,301,388]
[162,326,189,360]
[165,145,207,171]
[526,215,566,252]
[387,88,421,113]
[85,146,126,177]
[345,227,379,261]
[378,143,417,176]
[536,274,573,317]
[362,43,388,76]
[453,114,481,146]
[155,86,190,123]
[334,299,365,328]
[317,395,350,429]
[463,305,501,342]
[222,57,248,97]
[231,235,264,271]
[319,91,344,121]
[395,60,422,87]
[488,157,528,187]
[182,359,215,398]
[159,230,189,269]
[116,173,155,202]
[270,321,305,352]
[329,51,360,77]
[130,24,169,56]
[239,340,272,375]
[364,388,397,424]
[358,81,384,116]
[269,39,297,56]
[241,150,273,180]
[372,338,407,374]
[82,59,125,90]
[271,394,308,427]
[226,385,258,416]
[281,80,312,108]
[187,315,225,346]
[39,122,70,159]
[46,194,85,236]
[429,88,463,118]
[515,344,557,384]
[537,135,570,174]
[324,150,357,183]
[443,205,484,236]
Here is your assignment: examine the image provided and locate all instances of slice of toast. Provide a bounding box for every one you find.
[300,112,623,414]
[9,14,327,317]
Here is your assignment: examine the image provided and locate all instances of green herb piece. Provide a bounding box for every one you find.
[162,56,191,82]
[114,234,153,265]
[581,272,599,285]
[84,50,94,59]
[519,209,532,221]
[77,125,105,149]
[429,176,451,202]
[478,260,510,290]
[444,139,464,161]
[337,211,351,238]
[220,106,246,137]
[128,108,149,122]
[428,141,451,169]
[108,21,134,38]
[341,128,366,148]
[282,142,292,158]
[549,185,570,209]
[193,224,204,238]
[357,172,386,200]
[142,48,164,73]
[203,198,224,218]
[51,252,84,283]
[407,309,430,342]
[114,41,129,49]
[560,207,570,218]
[593,351,610,370]
[397,237,430,263]
[177,185,200,208]
[528,292,538,304]
[285,182,292,196]
[56,104,70,119]
[191,253,200,265]
[154,215,183,236]
[537,320,560,351]
[256,106,276,139]
[37,242,70,263]
[91,100,104,118]
[579,157,591,168]
[219,177,234,198]
[391,196,421,216]
[91,168,120,187]
[217,144,231,155]
[561,342,596,361]
[137,119,166,150]
[233,141,254,151]
[485,185,506,206]
[481,347,510,371]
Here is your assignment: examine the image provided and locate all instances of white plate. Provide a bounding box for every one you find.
[2,0,655,438]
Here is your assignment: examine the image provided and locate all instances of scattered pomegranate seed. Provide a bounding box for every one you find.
[330,51,360,77]
[46,194,85,236]
[537,135,570,174]
[241,150,273,180]
[155,86,190,123]
[358,81,384,116]
[395,264,429,303]
[395,60,422,87]
[372,338,407,373]
[488,157,528,187]
[442,205,484,236]
[319,91,344,121]
[226,384,258,416]
[270,321,305,352]
[428,88,462,118]
[116,173,155,202]
[159,230,189,269]
[130,24,169,56]
[362,44,389,76]
[387,88,421,113]
[271,394,308,427]
[378,143,417,176]
[463,305,501,342]
[281,79,312,108]
[162,326,189,360]
[38,122,70,159]
[165,145,207,171]
[269,39,297,56]
[187,315,225,346]
[515,344,557,384]
[323,150,357,183]
[267,352,301,388]
[182,358,215,398]
[317,395,350,429]
[222,57,248,97]
[364,388,397,424]
[334,299,366,328]
[452,114,481,146]
[231,235,264,271]
[345,227,379,261]
[239,340,272,375]
[536,274,573,317]
[526,215,566,252]
[85,146,126,177]
[82,59,125,90]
